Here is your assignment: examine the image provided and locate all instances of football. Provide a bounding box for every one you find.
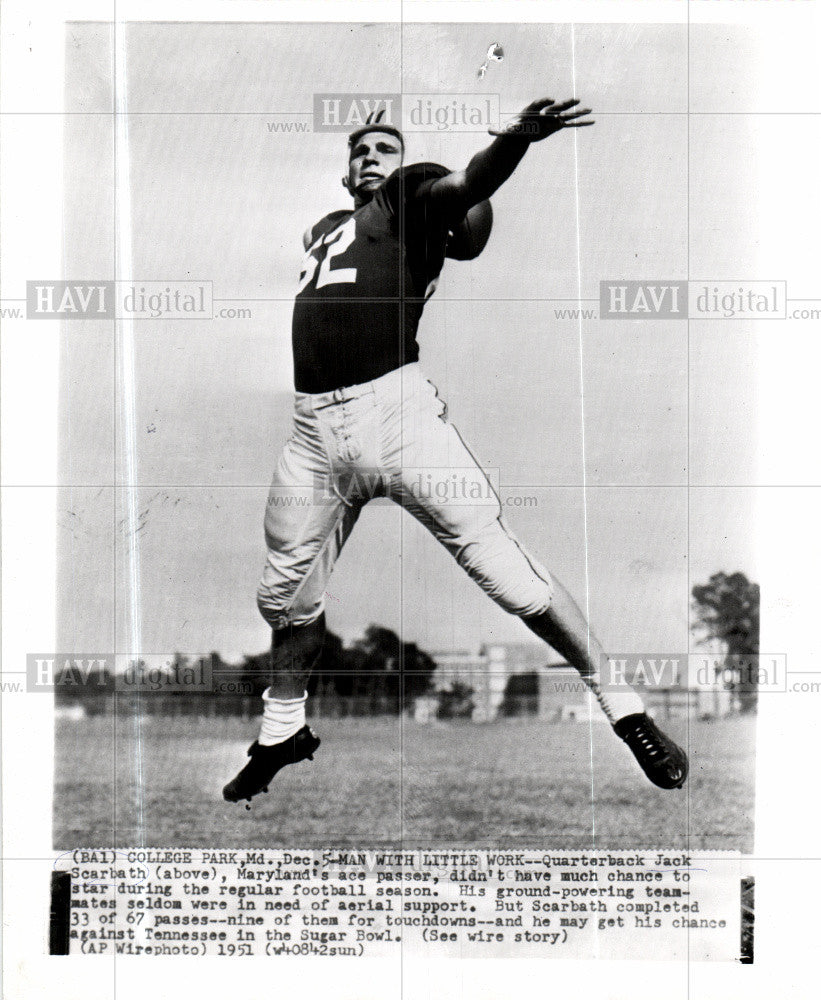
[446,198,494,260]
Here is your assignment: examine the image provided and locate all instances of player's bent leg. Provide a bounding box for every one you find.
[223,610,329,806]
[225,434,360,806]
[223,605,328,806]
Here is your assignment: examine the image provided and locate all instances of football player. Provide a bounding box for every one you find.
[223,97,688,806]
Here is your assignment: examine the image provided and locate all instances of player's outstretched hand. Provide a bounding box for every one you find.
[489,97,594,142]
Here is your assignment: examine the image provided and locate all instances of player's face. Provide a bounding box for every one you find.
[347,132,403,204]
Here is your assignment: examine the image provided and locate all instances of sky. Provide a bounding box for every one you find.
[57,20,760,659]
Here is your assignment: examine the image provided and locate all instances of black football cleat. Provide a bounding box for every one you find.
[613,712,688,790]
[223,726,321,807]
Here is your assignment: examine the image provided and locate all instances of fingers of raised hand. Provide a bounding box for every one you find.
[542,98,580,115]
[559,108,595,126]
[488,99,594,136]
[524,97,556,114]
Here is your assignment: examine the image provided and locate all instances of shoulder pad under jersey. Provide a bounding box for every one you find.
[306,209,352,247]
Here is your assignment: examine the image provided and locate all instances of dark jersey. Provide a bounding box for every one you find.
[291,163,452,393]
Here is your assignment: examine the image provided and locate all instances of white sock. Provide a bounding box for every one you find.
[258,689,307,746]
[584,679,645,726]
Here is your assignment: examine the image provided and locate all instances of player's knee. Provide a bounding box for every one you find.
[257,581,325,631]
[479,567,553,618]
[257,542,329,629]
[451,520,554,618]
[257,571,289,628]
[505,580,554,618]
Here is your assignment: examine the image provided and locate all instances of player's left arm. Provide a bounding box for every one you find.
[427,97,594,219]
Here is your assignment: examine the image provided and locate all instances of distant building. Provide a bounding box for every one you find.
[430,643,564,722]
[428,641,742,723]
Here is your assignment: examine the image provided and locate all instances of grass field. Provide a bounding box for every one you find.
[54,714,755,851]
